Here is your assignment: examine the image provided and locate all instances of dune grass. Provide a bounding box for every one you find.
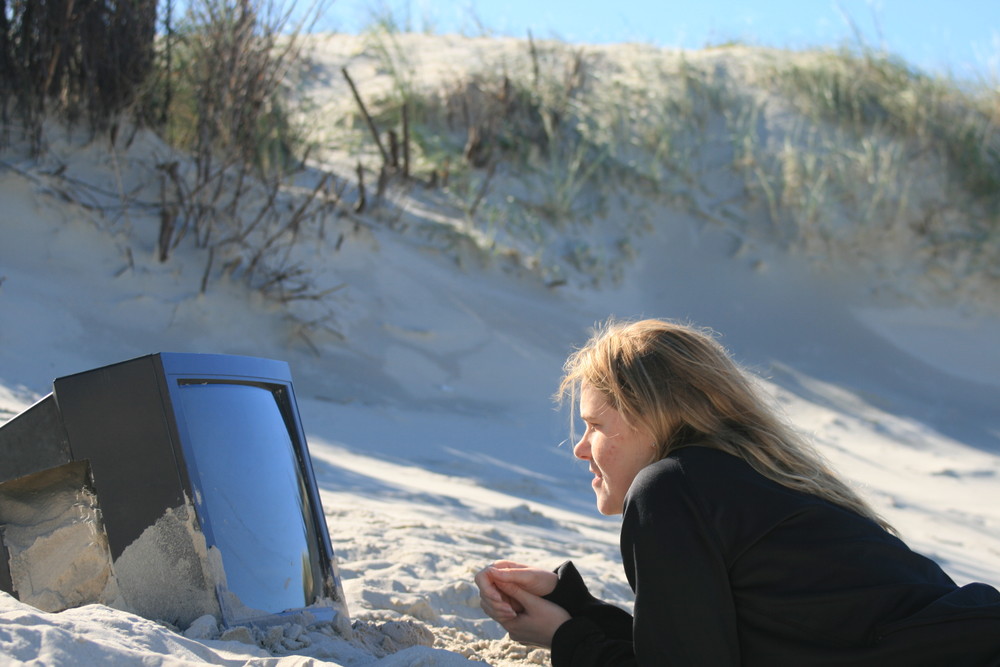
[332,24,998,301]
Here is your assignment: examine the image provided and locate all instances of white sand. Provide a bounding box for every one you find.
[1,33,998,666]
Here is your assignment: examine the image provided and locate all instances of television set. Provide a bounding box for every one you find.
[0,353,349,631]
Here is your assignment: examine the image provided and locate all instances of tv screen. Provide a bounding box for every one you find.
[175,381,326,620]
[0,353,349,630]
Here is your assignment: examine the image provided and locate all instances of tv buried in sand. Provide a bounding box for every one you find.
[0,352,350,632]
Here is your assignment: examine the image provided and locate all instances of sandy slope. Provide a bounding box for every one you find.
[1,34,999,667]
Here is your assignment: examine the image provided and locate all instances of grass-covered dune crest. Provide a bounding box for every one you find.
[292,32,1000,312]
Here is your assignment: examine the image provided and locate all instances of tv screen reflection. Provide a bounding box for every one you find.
[178,382,323,619]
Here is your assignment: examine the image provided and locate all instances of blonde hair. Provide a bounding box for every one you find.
[557,318,894,533]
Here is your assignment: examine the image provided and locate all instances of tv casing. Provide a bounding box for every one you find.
[0,353,349,630]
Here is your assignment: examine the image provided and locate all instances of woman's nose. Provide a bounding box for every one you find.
[573,435,590,460]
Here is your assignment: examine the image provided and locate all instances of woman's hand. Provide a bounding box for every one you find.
[475,561,569,648]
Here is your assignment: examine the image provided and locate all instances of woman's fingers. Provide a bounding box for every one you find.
[489,565,559,597]
[476,563,521,620]
[478,587,513,619]
[476,564,573,648]
[491,559,532,570]
[493,581,571,648]
[482,598,516,621]
[474,566,503,603]
[475,560,554,623]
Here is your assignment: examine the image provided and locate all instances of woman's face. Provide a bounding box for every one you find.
[573,384,656,515]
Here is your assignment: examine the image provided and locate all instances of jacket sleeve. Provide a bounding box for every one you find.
[544,561,636,666]
[544,561,634,639]
[621,459,741,665]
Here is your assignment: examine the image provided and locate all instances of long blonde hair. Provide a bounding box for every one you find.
[557,318,894,533]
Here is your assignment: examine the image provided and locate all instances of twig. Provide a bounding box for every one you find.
[376,165,388,201]
[388,129,400,170]
[355,161,366,213]
[200,246,214,294]
[157,162,180,261]
[402,103,411,178]
[286,173,330,237]
[527,30,541,89]
[342,66,389,166]
[468,161,498,219]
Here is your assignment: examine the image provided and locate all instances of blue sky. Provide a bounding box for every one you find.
[319,0,1000,79]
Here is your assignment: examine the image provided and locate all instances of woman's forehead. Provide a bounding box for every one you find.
[579,385,613,416]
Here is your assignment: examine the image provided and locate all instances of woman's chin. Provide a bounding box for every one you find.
[594,491,623,515]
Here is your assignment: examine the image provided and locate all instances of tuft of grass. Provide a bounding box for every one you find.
[770,47,1000,208]
[153,0,323,177]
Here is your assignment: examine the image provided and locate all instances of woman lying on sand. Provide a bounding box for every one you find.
[475,318,1000,666]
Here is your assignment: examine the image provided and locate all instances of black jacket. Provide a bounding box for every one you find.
[545,447,1000,666]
